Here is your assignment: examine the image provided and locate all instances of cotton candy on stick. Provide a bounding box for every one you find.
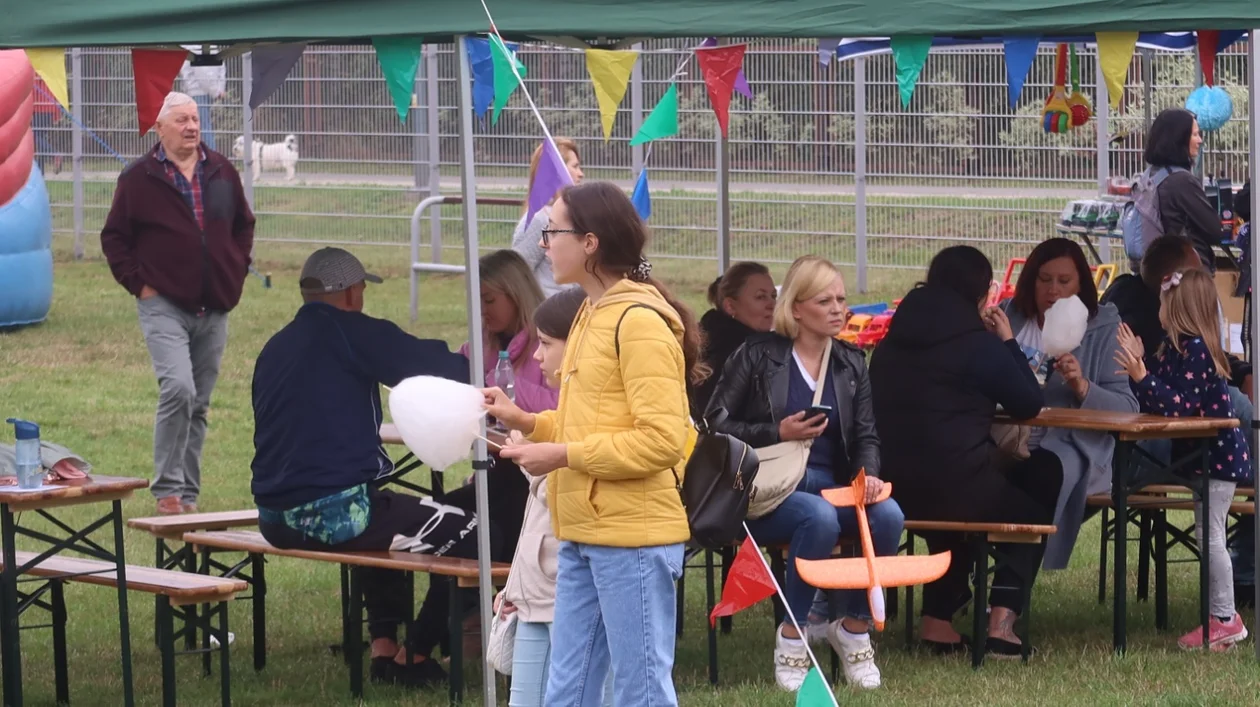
[386,376,492,470]
[1041,295,1089,358]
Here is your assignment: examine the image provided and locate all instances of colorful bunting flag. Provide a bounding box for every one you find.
[818,39,842,66]
[629,83,679,146]
[695,44,747,138]
[1095,32,1137,110]
[372,37,423,122]
[585,48,639,141]
[796,666,835,706]
[1196,30,1220,86]
[525,139,574,222]
[489,34,527,125]
[131,48,189,134]
[465,37,496,118]
[1002,37,1040,108]
[631,169,651,220]
[701,38,753,99]
[24,48,68,111]
[709,536,777,627]
[890,35,932,107]
[250,43,306,110]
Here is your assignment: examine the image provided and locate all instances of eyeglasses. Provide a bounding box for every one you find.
[540,227,583,247]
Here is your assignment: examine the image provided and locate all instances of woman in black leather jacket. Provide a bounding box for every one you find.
[705,256,902,692]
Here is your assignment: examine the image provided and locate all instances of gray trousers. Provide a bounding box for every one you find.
[1195,479,1239,619]
[137,295,228,503]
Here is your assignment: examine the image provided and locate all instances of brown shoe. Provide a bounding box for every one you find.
[182,502,199,514]
[156,497,184,515]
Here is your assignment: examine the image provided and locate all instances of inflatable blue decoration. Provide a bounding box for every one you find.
[1185,84,1233,132]
[0,50,54,329]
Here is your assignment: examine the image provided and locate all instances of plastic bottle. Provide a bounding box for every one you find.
[7,418,42,489]
[493,351,515,432]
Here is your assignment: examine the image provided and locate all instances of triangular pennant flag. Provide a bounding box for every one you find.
[1095,31,1137,110]
[818,39,842,66]
[250,43,306,110]
[1196,30,1220,86]
[629,83,679,146]
[631,169,651,220]
[24,48,68,111]
[695,44,747,138]
[131,49,189,135]
[796,666,834,707]
[709,537,776,627]
[464,38,495,119]
[584,48,639,141]
[489,34,527,125]
[372,37,422,122]
[890,35,932,107]
[1002,37,1040,108]
[701,38,753,99]
[525,139,574,222]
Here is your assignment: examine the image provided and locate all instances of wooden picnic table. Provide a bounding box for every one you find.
[999,407,1236,653]
[0,474,149,706]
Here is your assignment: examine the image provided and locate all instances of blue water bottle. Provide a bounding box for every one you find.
[6,418,42,489]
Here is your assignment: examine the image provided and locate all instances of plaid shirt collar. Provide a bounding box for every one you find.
[155,144,209,230]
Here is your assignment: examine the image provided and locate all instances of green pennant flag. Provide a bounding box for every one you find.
[372,37,422,122]
[890,35,933,107]
[629,83,679,146]
[489,34,527,124]
[795,666,833,707]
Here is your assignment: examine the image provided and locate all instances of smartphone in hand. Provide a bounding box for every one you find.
[803,405,832,421]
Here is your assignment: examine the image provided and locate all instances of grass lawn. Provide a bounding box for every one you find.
[2,241,1258,705]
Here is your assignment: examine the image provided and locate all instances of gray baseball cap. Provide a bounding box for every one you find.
[299,247,383,294]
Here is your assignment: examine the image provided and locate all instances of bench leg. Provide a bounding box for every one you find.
[347,566,365,698]
[1097,507,1109,604]
[52,579,69,706]
[903,534,915,650]
[447,577,463,706]
[1154,510,1169,630]
[217,602,232,707]
[403,571,415,667]
[719,547,733,635]
[340,564,352,666]
[1137,510,1152,602]
[675,560,685,637]
[970,536,988,670]
[704,549,718,686]
[769,549,786,629]
[202,548,213,678]
[185,546,199,651]
[157,596,177,707]
[111,500,137,707]
[155,539,164,649]
[251,553,267,671]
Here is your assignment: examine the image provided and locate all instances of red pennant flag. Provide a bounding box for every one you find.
[131,49,189,135]
[694,44,747,138]
[1196,31,1220,86]
[709,536,777,627]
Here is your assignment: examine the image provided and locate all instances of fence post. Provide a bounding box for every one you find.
[855,56,868,294]
[70,48,84,259]
[413,49,426,192]
[1093,54,1111,263]
[241,52,255,208]
[426,44,442,263]
[631,42,644,177]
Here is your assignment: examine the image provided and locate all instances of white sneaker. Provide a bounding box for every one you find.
[828,621,881,689]
[774,627,812,691]
[208,631,236,648]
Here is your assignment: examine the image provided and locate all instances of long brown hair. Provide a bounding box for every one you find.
[1158,268,1231,377]
[1012,237,1099,319]
[480,250,545,340]
[558,181,708,385]
[523,138,579,217]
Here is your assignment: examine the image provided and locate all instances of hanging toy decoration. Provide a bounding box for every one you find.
[1066,44,1093,127]
[1042,43,1071,134]
[1185,85,1233,132]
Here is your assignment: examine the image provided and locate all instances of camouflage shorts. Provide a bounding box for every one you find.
[258,483,371,545]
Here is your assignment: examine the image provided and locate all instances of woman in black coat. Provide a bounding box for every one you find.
[868,246,1063,657]
[690,262,776,418]
[1143,108,1224,270]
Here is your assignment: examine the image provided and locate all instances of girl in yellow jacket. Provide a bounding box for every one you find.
[484,181,703,707]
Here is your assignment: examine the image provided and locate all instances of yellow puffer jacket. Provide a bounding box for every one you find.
[528,279,694,548]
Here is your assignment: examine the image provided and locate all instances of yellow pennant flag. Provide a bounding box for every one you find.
[24,48,69,110]
[1095,32,1137,110]
[585,48,639,141]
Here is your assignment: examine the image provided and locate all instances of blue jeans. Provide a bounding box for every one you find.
[510,621,612,707]
[191,95,216,151]
[745,466,905,624]
[546,541,684,707]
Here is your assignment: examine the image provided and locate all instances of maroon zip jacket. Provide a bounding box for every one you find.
[100,143,255,313]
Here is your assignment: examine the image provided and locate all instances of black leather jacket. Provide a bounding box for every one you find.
[703,332,880,481]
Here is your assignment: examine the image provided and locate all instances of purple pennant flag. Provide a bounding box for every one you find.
[818,38,841,65]
[249,43,307,110]
[526,139,574,222]
[701,38,753,99]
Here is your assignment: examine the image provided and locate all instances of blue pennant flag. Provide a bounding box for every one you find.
[631,169,651,221]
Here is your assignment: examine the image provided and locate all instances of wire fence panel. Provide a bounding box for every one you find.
[38,41,1249,285]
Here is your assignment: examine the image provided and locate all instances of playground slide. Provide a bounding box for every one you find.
[0,49,53,328]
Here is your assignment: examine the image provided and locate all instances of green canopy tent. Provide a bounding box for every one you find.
[4,4,1260,706]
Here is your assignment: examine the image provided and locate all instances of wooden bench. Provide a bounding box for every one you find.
[3,551,245,707]
[182,530,509,705]
[900,520,1057,668]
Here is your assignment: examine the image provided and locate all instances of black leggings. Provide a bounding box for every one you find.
[920,449,1064,620]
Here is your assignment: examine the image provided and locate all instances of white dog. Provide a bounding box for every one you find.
[232,134,298,181]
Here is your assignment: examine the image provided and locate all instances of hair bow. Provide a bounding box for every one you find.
[1160,271,1183,293]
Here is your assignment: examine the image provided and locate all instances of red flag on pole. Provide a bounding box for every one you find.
[694,44,747,138]
[709,536,777,627]
[1196,30,1220,86]
[131,49,189,135]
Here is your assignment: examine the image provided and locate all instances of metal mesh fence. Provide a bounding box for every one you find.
[39,40,1250,285]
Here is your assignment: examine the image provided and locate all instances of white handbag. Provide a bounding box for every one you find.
[486,599,518,675]
[746,339,831,520]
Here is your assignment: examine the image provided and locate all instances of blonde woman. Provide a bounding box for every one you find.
[511,139,584,296]
[706,256,900,691]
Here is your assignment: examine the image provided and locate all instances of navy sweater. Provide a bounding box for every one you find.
[251,303,469,509]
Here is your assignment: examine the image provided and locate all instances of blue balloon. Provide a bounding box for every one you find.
[1185,85,1233,132]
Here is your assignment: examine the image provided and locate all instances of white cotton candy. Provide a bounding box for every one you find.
[387,376,485,471]
[1041,295,1089,357]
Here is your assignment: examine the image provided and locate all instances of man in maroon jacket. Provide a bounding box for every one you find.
[101,91,255,515]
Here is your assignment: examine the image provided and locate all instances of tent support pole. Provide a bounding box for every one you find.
[426,44,442,263]
[631,42,645,177]
[70,47,84,260]
[1093,55,1111,262]
[1142,49,1153,134]
[242,52,255,208]
[1247,28,1260,662]
[455,34,497,706]
[855,56,868,293]
[716,131,731,274]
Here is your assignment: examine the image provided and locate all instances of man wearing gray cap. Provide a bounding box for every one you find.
[251,247,475,688]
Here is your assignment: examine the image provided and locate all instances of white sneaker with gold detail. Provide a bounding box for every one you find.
[828,621,881,689]
[774,626,811,691]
